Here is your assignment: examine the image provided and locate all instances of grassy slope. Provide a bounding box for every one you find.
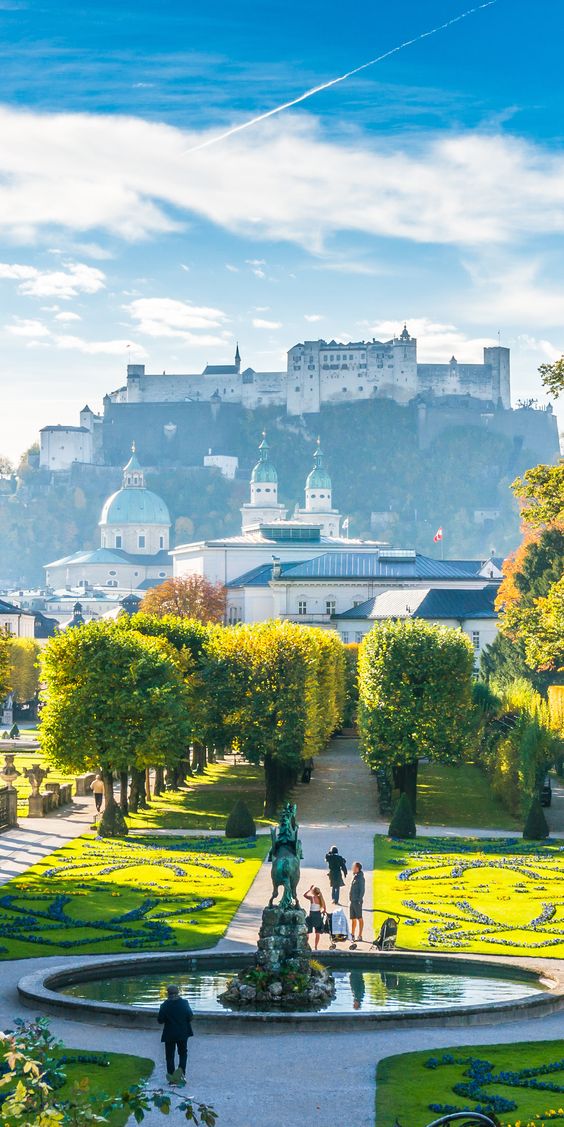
[127,759,274,830]
[415,761,519,830]
[374,834,564,957]
[55,1049,154,1127]
[377,1040,564,1127]
[0,832,268,959]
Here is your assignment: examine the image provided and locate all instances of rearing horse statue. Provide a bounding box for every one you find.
[267,802,303,910]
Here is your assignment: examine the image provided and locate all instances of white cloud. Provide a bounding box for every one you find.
[54,311,82,322]
[464,257,564,328]
[6,317,51,338]
[304,313,324,322]
[126,296,228,344]
[4,107,564,253]
[0,260,105,298]
[252,317,282,330]
[180,263,190,272]
[367,317,496,362]
[54,334,147,357]
[225,264,239,273]
[245,259,266,266]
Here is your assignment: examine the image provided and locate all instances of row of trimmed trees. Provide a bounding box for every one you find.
[39,614,345,834]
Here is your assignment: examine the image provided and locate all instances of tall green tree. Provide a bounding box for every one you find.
[40,621,191,836]
[358,619,475,813]
[512,462,564,527]
[539,357,564,398]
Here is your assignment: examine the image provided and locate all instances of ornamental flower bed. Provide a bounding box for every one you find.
[376,1039,564,1127]
[0,833,267,959]
[375,835,564,957]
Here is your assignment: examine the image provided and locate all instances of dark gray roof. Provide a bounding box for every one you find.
[266,552,496,582]
[335,586,498,621]
[45,548,171,569]
[40,425,90,433]
[203,364,238,375]
[0,598,33,616]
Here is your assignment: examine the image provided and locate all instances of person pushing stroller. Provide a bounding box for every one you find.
[325,845,347,905]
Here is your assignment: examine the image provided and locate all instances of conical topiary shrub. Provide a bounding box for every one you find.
[523,797,549,840]
[225,799,256,839]
[388,792,417,839]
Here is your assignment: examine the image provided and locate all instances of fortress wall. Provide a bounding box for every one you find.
[418,403,559,462]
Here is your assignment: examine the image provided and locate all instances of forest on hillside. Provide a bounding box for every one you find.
[0,399,541,585]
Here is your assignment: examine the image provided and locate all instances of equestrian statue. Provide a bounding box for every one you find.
[267,802,303,909]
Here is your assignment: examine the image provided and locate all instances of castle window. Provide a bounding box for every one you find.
[472,631,480,650]
[359,385,364,391]
[115,535,122,548]
[326,599,336,616]
[342,387,347,392]
[159,536,164,548]
[295,386,300,392]
[298,600,307,616]
[138,534,146,549]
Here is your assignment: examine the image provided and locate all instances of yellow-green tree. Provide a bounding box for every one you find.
[0,627,11,702]
[8,637,42,702]
[358,619,475,814]
[40,621,191,836]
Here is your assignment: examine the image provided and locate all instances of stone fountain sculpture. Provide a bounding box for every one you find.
[24,763,49,816]
[220,802,334,1009]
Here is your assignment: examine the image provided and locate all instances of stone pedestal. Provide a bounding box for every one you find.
[220,904,334,1010]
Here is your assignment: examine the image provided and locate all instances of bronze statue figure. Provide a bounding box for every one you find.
[267,802,303,909]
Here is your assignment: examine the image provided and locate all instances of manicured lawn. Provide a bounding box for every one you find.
[0,832,268,959]
[414,761,519,830]
[374,834,564,957]
[377,1040,564,1127]
[127,759,274,830]
[54,1047,154,1127]
[0,749,77,814]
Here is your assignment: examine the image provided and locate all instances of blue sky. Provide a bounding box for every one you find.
[0,0,563,460]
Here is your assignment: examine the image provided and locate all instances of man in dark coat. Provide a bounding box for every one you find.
[325,844,347,904]
[158,984,194,1080]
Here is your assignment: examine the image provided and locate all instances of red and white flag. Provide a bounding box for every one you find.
[433,527,443,543]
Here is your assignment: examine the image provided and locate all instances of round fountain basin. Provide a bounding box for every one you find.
[18,951,561,1030]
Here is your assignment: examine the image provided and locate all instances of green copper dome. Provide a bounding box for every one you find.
[100,443,170,526]
[250,436,278,483]
[306,443,331,490]
[100,488,170,526]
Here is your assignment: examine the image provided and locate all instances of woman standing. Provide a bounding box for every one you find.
[304,885,327,951]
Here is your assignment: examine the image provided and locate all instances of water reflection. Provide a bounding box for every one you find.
[62,964,542,1016]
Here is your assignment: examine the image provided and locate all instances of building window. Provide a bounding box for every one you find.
[326,599,336,616]
[298,600,307,615]
[159,535,164,549]
[109,570,116,576]
[158,571,167,578]
[342,631,349,643]
[472,630,480,650]
[138,534,146,549]
[353,600,363,607]
[355,631,363,643]
[115,535,122,548]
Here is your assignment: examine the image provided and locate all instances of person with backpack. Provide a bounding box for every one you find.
[349,861,366,949]
[325,844,347,905]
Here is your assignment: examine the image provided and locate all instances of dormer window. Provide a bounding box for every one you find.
[159,535,164,549]
[115,535,122,548]
[138,534,146,549]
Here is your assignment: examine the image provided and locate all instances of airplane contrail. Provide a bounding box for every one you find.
[184,1,497,155]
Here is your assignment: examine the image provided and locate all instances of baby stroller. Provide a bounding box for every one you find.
[372,916,398,951]
[326,907,349,949]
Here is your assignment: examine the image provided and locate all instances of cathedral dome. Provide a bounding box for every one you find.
[250,435,277,483]
[99,443,170,527]
[100,488,170,526]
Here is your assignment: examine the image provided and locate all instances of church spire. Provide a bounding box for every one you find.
[235,341,241,372]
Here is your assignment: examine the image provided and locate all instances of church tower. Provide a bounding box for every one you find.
[241,434,287,532]
[294,439,341,538]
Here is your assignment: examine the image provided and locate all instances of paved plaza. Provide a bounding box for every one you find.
[2,740,564,1126]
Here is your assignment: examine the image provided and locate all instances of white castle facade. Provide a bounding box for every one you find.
[107,327,511,415]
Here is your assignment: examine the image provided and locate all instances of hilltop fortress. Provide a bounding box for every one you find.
[39,326,557,473]
[108,326,510,414]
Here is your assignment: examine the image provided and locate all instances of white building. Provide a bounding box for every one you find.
[39,405,103,471]
[44,445,173,591]
[334,586,499,666]
[0,598,35,637]
[172,439,503,634]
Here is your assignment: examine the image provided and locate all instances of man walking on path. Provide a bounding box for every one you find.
[89,774,104,816]
[325,844,347,904]
[158,984,194,1082]
[349,861,365,949]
